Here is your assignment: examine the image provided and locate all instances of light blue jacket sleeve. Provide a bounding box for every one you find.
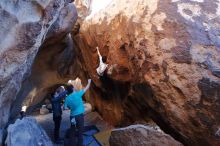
[63,93,74,109]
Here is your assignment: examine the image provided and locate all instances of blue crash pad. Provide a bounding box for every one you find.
[64,125,101,146]
[83,125,101,146]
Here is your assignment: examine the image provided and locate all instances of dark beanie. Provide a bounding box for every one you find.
[66,84,74,95]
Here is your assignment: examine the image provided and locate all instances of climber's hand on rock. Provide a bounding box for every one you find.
[88,79,92,83]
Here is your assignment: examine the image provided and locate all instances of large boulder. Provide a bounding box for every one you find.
[42,2,78,47]
[0,0,77,144]
[109,124,183,146]
[6,117,53,146]
[11,2,79,113]
[74,0,220,145]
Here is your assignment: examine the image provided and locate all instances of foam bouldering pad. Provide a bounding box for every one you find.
[94,130,112,146]
[83,125,101,146]
[64,125,101,146]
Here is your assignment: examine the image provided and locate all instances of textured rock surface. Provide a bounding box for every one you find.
[0,0,77,144]
[110,124,183,146]
[6,117,53,146]
[10,2,79,114]
[74,0,220,145]
[74,0,92,22]
[1,0,220,146]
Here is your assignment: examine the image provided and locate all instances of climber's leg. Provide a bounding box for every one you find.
[53,116,62,141]
[75,114,84,146]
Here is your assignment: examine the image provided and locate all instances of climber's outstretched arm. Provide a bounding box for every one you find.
[96,47,103,62]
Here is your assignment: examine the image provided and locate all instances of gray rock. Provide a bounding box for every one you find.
[110,124,183,146]
[0,0,77,144]
[43,2,78,47]
[6,117,53,146]
[10,2,78,118]
[212,69,220,78]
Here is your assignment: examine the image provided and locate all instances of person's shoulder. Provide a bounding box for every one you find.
[77,90,85,94]
[66,93,72,98]
[67,92,75,98]
[65,95,71,104]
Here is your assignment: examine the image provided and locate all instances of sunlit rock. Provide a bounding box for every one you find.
[110,124,183,146]
[75,0,220,145]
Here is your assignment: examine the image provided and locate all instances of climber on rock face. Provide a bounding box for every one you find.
[64,79,92,146]
[20,105,27,119]
[96,47,108,76]
[51,86,67,144]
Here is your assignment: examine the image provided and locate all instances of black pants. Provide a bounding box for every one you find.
[70,114,84,146]
[53,116,62,141]
[20,111,25,119]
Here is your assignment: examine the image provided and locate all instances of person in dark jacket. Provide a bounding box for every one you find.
[51,86,67,144]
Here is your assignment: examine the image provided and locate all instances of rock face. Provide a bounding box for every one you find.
[1,0,220,146]
[0,0,77,144]
[6,117,53,146]
[10,2,79,114]
[110,124,183,146]
[74,0,220,145]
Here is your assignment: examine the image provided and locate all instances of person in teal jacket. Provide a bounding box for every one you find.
[64,79,91,146]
